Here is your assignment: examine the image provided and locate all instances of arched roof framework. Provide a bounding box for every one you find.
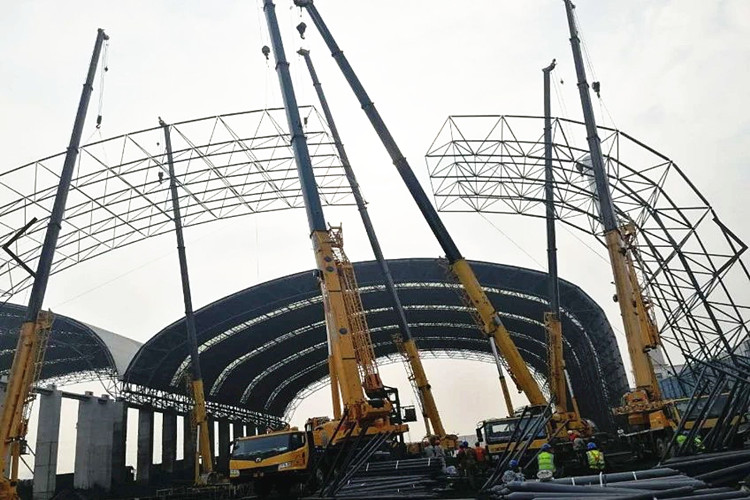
[426,115,750,374]
[0,107,350,304]
[124,258,628,430]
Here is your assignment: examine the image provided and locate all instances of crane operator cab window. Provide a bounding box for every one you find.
[482,415,548,444]
[231,431,306,463]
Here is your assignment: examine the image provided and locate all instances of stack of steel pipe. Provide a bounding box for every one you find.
[333,458,444,498]
[662,450,750,488]
[486,466,750,499]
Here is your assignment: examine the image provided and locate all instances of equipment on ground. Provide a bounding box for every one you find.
[296,47,456,448]
[227,2,407,496]
[0,29,108,500]
[563,0,677,454]
[295,0,547,421]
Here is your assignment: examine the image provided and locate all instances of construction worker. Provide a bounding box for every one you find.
[586,442,605,472]
[474,441,487,469]
[501,459,525,484]
[676,432,705,453]
[537,443,556,478]
[457,441,477,488]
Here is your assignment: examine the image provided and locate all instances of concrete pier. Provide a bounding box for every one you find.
[218,419,230,473]
[162,410,177,473]
[110,400,128,488]
[183,415,196,476]
[232,421,244,440]
[136,408,154,484]
[208,416,215,462]
[74,393,118,490]
[33,387,61,500]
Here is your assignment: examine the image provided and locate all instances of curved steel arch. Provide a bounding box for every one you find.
[426,115,750,374]
[0,302,139,390]
[0,106,351,303]
[123,258,627,430]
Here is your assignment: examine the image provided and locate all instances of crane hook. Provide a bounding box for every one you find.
[262,45,271,60]
[296,22,307,39]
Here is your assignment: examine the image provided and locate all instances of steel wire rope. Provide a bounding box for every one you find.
[477,212,545,270]
[48,213,237,309]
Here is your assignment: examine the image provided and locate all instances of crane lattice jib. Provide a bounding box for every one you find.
[329,227,382,395]
[425,115,750,375]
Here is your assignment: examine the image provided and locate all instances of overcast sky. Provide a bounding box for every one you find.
[2,0,749,478]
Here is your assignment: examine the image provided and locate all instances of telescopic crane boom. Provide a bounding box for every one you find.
[159,118,215,482]
[543,59,586,432]
[263,0,403,428]
[563,0,670,430]
[295,0,546,408]
[296,47,448,440]
[0,29,108,499]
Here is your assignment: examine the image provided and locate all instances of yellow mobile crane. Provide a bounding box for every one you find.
[563,0,675,453]
[294,0,547,422]
[0,30,108,499]
[159,118,214,482]
[228,2,407,495]
[475,61,594,464]
[296,46,456,447]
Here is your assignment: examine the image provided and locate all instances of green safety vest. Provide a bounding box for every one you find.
[537,451,555,471]
[587,450,605,470]
[676,434,687,446]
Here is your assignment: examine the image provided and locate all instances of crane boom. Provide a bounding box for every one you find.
[563,0,669,429]
[263,0,399,425]
[295,0,546,407]
[0,29,108,499]
[160,118,214,481]
[297,48,448,437]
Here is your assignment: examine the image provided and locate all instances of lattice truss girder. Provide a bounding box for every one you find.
[426,115,750,370]
[0,107,352,302]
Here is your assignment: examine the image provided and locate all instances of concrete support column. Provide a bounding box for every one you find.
[110,400,128,489]
[207,416,216,463]
[218,420,230,473]
[232,421,244,440]
[183,415,196,476]
[136,408,154,485]
[74,393,117,490]
[33,387,62,500]
[162,411,177,474]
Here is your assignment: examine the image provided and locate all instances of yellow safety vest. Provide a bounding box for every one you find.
[537,451,555,471]
[587,449,605,470]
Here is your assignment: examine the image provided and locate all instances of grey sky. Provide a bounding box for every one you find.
[2,0,749,478]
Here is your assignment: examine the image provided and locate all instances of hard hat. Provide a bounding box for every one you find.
[681,431,689,435]
[462,441,469,448]
[567,430,574,435]
[541,443,552,451]
[509,459,519,467]
[587,442,597,450]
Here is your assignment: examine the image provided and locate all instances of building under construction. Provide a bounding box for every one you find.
[0,1,749,499]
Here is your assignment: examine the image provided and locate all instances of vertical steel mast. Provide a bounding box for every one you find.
[159,119,214,481]
[296,48,448,438]
[0,29,108,498]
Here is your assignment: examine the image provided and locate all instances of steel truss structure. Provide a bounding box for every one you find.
[426,115,750,377]
[0,106,351,303]
[122,382,283,428]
